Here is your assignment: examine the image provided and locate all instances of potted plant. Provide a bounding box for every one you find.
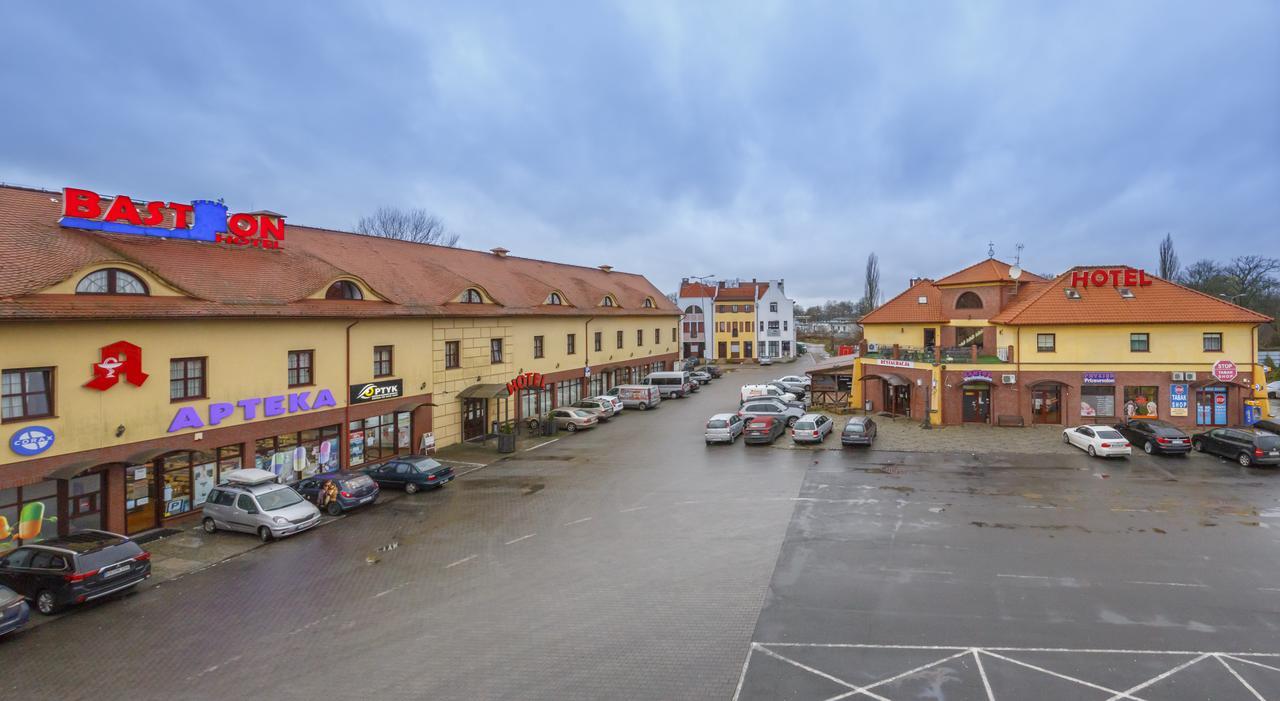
[497,422,517,453]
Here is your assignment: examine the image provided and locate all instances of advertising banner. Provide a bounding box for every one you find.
[349,379,403,404]
[1169,383,1189,417]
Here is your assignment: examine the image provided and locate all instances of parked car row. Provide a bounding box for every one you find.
[1062,418,1280,466]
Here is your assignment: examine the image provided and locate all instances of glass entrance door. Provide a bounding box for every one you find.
[1032,387,1061,424]
[124,464,158,535]
[962,386,991,423]
[463,399,488,441]
[1196,386,1228,426]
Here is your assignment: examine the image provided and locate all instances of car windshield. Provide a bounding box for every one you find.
[343,475,376,490]
[795,421,814,430]
[1097,430,1124,440]
[1258,435,1280,450]
[707,420,728,429]
[257,487,305,511]
[844,424,864,433]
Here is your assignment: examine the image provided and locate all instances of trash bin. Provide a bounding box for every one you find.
[497,432,516,453]
[542,419,557,436]
[864,400,873,413]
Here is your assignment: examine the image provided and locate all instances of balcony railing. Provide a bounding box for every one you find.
[864,344,1011,364]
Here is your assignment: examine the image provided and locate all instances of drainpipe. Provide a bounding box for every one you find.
[1016,326,1022,425]
[343,320,359,467]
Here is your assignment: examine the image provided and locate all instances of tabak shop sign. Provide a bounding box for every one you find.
[59,187,286,249]
[167,389,338,432]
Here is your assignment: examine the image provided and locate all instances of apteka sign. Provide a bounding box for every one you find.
[60,187,286,249]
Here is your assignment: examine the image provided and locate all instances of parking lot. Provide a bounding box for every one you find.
[1,360,1277,700]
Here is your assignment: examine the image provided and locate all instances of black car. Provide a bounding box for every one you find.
[841,417,877,446]
[1251,419,1280,436]
[296,471,381,515]
[363,454,455,493]
[0,531,151,615]
[1112,419,1191,455]
[1191,426,1280,467]
[699,365,724,379]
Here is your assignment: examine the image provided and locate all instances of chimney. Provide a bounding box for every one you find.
[490,247,509,257]
[598,265,613,273]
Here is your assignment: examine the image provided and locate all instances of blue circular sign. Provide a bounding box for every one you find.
[9,425,55,456]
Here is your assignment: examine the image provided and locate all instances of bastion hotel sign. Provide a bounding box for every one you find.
[59,187,286,249]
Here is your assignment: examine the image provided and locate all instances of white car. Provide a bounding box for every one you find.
[776,375,811,387]
[704,413,745,444]
[591,395,624,414]
[1063,425,1131,458]
[1268,380,1280,399]
[758,356,774,366]
[791,414,833,443]
[741,384,798,404]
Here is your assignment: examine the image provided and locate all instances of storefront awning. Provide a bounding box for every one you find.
[1027,379,1067,389]
[456,383,509,399]
[44,457,102,482]
[861,372,908,387]
[394,399,438,413]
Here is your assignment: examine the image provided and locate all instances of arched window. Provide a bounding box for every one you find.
[75,268,149,295]
[643,297,655,308]
[600,295,615,307]
[546,292,563,305]
[684,305,703,315]
[460,288,484,304]
[955,291,984,310]
[325,281,363,300]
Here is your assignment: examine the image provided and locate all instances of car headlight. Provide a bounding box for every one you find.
[273,516,288,525]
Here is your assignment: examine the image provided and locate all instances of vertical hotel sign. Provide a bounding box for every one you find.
[58,187,286,249]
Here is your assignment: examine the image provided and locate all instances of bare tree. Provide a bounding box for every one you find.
[355,206,460,247]
[1158,234,1179,280]
[1222,255,1280,307]
[1181,260,1228,295]
[861,253,881,313]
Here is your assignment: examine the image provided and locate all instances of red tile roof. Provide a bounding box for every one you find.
[934,258,1045,286]
[0,185,678,320]
[714,281,768,301]
[990,267,1271,325]
[678,281,716,298]
[859,280,946,324]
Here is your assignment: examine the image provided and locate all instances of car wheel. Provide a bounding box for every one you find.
[567,423,578,432]
[257,526,273,543]
[1143,441,1154,455]
[202,517,217,534]
[1193,440,1204,452]
[405,482,419,494]
[1087,445,1096,457]
[1062,433,1070,444]
[786,416,798,428]
[35,590,59,615]
[326,502,343,516]
[638,402,648,411]
[1239,453,1253,467]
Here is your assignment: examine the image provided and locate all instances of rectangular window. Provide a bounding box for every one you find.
[616,330,624,348]
[744,304,753,313]
[637,329,644,346]
[1123,386,1159,418]
[169,357,206,401]
[533,335,544,359]
[731,304,739,313]
[594,331,602,352]
[672,327,676,343]
[491,338,504,364]
[783,320,788,331]
[567,333,576,355]
[1036,334,1056,353]
[1202,332,1222,352]
[287,350,314,387]
[373,345,394,377]
[1079,386,1115,418]
[770,302,778,312]
[445,340,460,369]
[2,367,54,421]
[1130,333,1149,353]
[655,328,661,344]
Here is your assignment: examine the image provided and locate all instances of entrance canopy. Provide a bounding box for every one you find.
[393,399,438,412]
[860,372,908,387]
[1027,379,1066,389]
[456,384,508,399]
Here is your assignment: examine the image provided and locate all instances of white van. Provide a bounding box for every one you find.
[642,371,693,398]
[740,384,797,404]
[606,384,662,410]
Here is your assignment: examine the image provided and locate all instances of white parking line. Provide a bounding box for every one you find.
[445,554,477,569]
[997,574,1052,580]
[1217,657,1266,701]
[1126,580,1208,588]
[1259,587,1280,592]
[524,438,560,451]
[504,533,536,545]
[620,506,647,513]
[563,517,593,526]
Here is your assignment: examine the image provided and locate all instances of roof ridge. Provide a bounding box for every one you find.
[995,272,1069,323]
[858,278,937,324]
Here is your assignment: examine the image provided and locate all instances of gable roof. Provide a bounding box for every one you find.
[859,279,945,324]
[678,281,716,298]
[990,266,1271,325]
[934,258,1045,287]
[0,185,678,320]
[715,281,768,301]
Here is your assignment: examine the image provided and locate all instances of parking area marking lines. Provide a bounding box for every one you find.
[825,649,974,701]
[879,567,954,576]
[1126,580,1208,588]
[444,554,477,568]
[978,649,1141,700]
[504,533,536,545]
[997,573,1052,580]
[1224,655,1280,674]
[1108,652,1213,700]
[972,649,996,701]
[1216,657,1265,701]
[619,506,647,513]
[1259,587,1280,592]
[524,438,560,451]
[563,517,592,526]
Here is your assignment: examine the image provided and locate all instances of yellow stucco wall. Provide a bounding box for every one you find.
[1013,323,1257,366]
[862,323,939,349]
[714,305,758,358]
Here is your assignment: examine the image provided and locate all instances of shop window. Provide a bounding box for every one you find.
[616,330,624,348]
[1080,386,1115,419]
[1203,333,1222,352]
[169,357,206,401]
[460,288,484,304]
[75,268,149,295]
[520,386,552,420]
[288,350,314,387]
[68,473,104,532]
[567,333,576,355]
[955,327,984,348]
[373,346,393,377]
[350,413,409,466]
[218,445,243,480]
[445,341,460,369]
[2,367,54,421]
[533,336,545,359]
[594,332,602,352]
[0,481,58,546]
[1036,334,1056,353]
[161,450,216,518]
[955,292,984,309]
[1130,333,1150,353]
[326,281,363,300]
[257,426,340,480]
[490,338,504,364]
[1123,386,1158,419]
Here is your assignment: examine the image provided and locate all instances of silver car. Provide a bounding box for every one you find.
[590,394,624,414]
[791,414,833,443]
[201,469,322,542]
[571,398,616,420]
[705,413,745,444]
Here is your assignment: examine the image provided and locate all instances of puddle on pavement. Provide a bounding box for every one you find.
[458,478,549,495]
[879,485,914,493]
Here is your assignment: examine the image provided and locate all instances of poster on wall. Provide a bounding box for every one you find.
[349,430,365,465]
[1169,384,1189,417]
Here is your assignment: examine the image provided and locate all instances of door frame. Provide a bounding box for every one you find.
[462,398,489,441]
[1031,385,1062,424]
[961,384,992,424]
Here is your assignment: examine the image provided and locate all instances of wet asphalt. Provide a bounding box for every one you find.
[2,359,1278,700]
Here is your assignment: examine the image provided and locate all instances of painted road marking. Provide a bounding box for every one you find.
[972,649,995,701]
[1107,653,1212,700]
[980,649,1142,700]
[620,506,647,513]
[504,533,536,545]
[445,554,477,568]
[1217,657,1266,701]
[563,517,592,526]
[1259,587,1280,592]
[524,438,560,451]
[825,649,973,701]
[997,573,1052,580]
[1126,580,1208,588]
[879,567,954,576]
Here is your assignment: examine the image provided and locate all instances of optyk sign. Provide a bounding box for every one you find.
[60,187,286,249]
[167,389,336,433]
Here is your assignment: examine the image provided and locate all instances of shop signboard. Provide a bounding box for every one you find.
[85,340,148,391]
[867,358,915,369]
[1212,359,1238,382]
[349,379,403,404]
[167,389,338,432]
[1169,383,1189,417]
[1082,372,1115,385]
[9,425,55,456]
[962,370,992,383]
[59,187,286,249]
[1069,268,1154,288]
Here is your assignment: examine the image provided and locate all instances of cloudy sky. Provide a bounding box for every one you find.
[2,2,1276,306]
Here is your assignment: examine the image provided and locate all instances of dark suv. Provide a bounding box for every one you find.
[1191,426,1280,467]
[0,531,151,615]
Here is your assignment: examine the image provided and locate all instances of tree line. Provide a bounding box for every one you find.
[1157,234,1279,346]
[800,253,881,321]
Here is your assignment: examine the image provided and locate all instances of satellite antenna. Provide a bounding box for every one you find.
[1009,265,1023,280]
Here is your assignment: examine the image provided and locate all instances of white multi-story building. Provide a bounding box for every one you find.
[756,280,797,360]
[677,278,716,360]
[679,277,797,361]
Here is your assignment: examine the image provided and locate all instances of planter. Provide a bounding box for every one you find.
[497,433,516,453]
[542,420,557,437]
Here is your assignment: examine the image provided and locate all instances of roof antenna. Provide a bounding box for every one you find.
[987,241,995,259]
[1014,243,1024,266]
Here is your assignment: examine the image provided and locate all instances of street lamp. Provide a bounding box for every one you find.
[1219,292,1247,303]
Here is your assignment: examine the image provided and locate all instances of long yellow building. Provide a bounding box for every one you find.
[0,184,678,541]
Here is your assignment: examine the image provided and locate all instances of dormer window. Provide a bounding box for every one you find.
[325,281,363,300]
[955,291,983,309]
[75,268,148,295]
[1064,288,1081,300]
[1118,287,1135,299]
[917,296,928,304]
[643,297,655,308]
[546,292,563,305]
[600,295,616,307]
[460,288,484,304]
